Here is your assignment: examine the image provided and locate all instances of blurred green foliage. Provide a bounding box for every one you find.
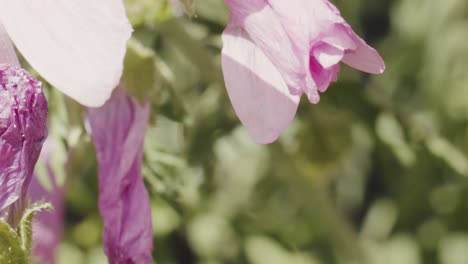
[39,0,468,263]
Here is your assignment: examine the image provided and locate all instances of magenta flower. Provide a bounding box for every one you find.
[0,64,47,222]
[29,141,64,264]
[87,88,153,264]
[0,0,131,106]
[222,0,385,143]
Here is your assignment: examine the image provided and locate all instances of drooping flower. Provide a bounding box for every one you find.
[221,0,385,144]
[87,88,153,264]
[29,141,64,264]
[0,0,131,107]
[0,64,48,223]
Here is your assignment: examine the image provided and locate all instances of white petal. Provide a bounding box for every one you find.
[0,23,19,67]
[0,0,132,106]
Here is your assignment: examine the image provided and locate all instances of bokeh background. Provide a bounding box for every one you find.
[38,0,468,263]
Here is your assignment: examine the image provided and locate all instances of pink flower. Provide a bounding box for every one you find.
[222,0,385,143]
[0,0,131,106]
[87,88,153,264]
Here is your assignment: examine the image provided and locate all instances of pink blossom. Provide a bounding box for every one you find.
[87,88,153,264]
[0,0,131,106]
[222,0,385,143]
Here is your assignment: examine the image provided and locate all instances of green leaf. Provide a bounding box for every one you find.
[0,220,26,264]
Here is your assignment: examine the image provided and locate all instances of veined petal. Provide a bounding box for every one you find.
[222,26,300,144]
[266,0,310,58]
[268,0,343,42]
[265,0,347,100]
[87,88,153,264]
[0,0,132,107]
[225,0,306,93]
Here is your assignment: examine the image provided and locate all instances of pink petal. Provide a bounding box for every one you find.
[266,0,321,100]
[302,0,345,39]
[321,24,357,52]
[266,0,310,56]
[264,0,348,101]
[0,0,132,107]
[222,26,300,144]
[87,88,153,263]
[225,0,306,94]
[342,27,385,74]
[309,53,340,93]
[312,43,344,69]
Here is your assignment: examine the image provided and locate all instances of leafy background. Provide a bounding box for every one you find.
[38,0,468,263]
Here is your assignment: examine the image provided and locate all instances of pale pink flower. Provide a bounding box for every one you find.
[0,0,131,106]
[222,0,385,143]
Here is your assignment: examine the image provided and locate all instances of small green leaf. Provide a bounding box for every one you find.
[19,203,52,256]
[0,220,26,264]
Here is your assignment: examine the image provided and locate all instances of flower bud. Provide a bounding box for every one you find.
[0,64,48,223]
